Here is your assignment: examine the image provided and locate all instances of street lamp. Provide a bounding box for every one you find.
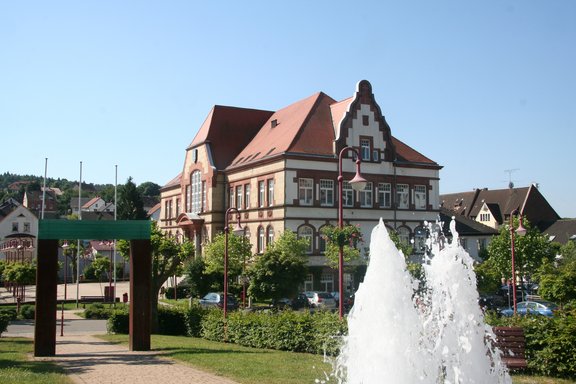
[224,207,243,318]
[337,146,367,319]
[509,209,527,315]
[60,241,69,337]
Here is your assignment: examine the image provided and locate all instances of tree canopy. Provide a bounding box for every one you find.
[117,177,147,220]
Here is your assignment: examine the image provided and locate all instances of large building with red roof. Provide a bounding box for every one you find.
[159,80,442,292]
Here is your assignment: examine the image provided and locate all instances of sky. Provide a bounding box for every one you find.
[1,1,575,217]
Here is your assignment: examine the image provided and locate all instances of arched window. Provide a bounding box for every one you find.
[318,225,328,254]
[414,226,426,254]
[298,225,314,254]
[266,225,274,246]
[396,226,411,247]
[257,226,265,253]
[190,171,202,213]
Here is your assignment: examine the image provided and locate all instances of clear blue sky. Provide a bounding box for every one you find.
[1,1,574,217]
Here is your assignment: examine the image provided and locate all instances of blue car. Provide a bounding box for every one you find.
[499,300,558,317]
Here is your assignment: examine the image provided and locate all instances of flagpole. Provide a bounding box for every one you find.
[41,158,48,219]
[113,165,118,305]
[76,161,82,308]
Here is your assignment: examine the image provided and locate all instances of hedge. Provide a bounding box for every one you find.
[486,310,576,379]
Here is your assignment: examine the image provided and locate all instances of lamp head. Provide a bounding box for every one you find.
[349,173,368,192]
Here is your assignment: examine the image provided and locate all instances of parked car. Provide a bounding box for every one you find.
[271,293,310,310]
[499,300,558,317]
[478,295,507,312]
[330,291,355,311]
[304,291,337,310]
[199,292,238,310]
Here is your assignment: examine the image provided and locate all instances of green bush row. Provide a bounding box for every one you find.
[202,309,346,355]
[486,310,576,379]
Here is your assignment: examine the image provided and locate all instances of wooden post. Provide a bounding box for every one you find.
[129,239,151,351]
[34,239,58,356]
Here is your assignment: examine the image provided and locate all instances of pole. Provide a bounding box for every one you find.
[60,247,67,337]
[113,165,117,304]
[510,214,518,315]
[41,158,48,219]
[76,161,82,308]
[337,155,344,320]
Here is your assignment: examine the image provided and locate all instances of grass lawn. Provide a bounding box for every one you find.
[0,338,72,384]
[99,334,575,384]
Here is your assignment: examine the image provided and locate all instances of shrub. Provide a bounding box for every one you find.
[200,309,346,355]
[85,303,114,319]
[164,285,191,299]
[158,306,188,336]
[0,313,10,336]
[487,311,576,379]
[186,301,208,337]
[0,307,17,321]
[107,308,129,334]
[19,304,35,320]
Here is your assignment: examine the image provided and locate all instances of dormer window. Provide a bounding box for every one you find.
[360,138,372,161]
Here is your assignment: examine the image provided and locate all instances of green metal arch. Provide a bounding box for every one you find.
[38,220,151,240]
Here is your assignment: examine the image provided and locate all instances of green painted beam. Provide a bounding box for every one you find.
[39,220,151,240]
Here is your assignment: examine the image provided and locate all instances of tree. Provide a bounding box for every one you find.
[485,217,556,284]
[182,257,221,298]
[202,232,252,290]
[247,230,308,302]
[137,181,161,198]
[537,241,576,306]
[117,222,194,332]
[117,177,147,220]
[321,224,365,269]
[90,256,111,297]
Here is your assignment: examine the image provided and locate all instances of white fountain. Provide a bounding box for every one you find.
[332,218,511,383]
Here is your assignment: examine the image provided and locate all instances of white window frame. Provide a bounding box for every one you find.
[319,179,334,206]
[236,185,243,210]
[320,273,334,292]
[342,182,354,207]
[191,171,202,213]
[298,226,314,254]
[244,184,251,208]
[257,226,265,253]
[258,181,265,208]
[299,178,314,206]
[378,183,392,208]
[267,225,274,245]
[414,185,427,210]
[396,184,409,209]
[360,138,371,161]
[267,179,274,207]
[359,182,373,208]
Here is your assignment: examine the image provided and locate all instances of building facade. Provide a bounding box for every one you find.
[159,80,442,292]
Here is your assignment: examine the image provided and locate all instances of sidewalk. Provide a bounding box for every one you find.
[2,286,239,384]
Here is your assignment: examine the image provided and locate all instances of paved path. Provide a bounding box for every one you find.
[2,286,239,384]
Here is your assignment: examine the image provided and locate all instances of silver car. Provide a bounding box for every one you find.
[304,291,337,310]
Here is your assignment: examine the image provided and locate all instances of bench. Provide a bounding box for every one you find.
[79,295,111,307]
[492,326,528,370]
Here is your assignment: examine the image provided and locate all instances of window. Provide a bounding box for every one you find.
[12,222,18,232]
[298,178,313,206]
[190,171,202,213]
[298,226,314,254]
[378,183,392,208]
[372,149,379,162]
[304,274,314,291]
[414,185,427,210]
[396,226,411,247]
[175,199,180,216]
[319,179,334,206]
[318,226,327,254]
[359,182,373,208]
[480,213,491,222]
[229,187,235,208]
[267,225,274,245]
[360,138,371,161]
[259,181,265,207]
[267,179,274,207]
[396,184,409,209]
[202,181,206,212]
[414,226,426,254]
[257,226,265,253]
[23,222,31,233]
[342,182,354,207]
[185,185,190,212]
[344,273,354,293]
[244,184,251,208]
[320,273,334,292]
[236,185,243,209]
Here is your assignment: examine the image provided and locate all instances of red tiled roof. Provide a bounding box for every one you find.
[82,196,101,209]
[392,137,437,165]
[161,173,182,190]
[330,97,353,140]
[188,105,273,170]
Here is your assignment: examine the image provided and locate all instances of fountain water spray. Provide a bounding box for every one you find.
[333,218,511,383]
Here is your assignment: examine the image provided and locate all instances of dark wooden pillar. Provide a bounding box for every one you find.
[34,239,58,356]
[129,239,151,351]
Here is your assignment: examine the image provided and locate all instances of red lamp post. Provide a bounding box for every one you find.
[224,207,243,318]
[509,209,527,315]
[337,146,367,319]
[60,241,69,337]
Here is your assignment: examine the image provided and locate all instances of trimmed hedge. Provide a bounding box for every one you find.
[0,313,10,336]
[19,304,35,320]
[201,309,347,356]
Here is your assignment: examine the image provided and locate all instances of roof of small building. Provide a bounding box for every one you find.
[542,219,576,244]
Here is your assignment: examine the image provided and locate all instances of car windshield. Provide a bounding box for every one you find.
[318,293,333,299]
